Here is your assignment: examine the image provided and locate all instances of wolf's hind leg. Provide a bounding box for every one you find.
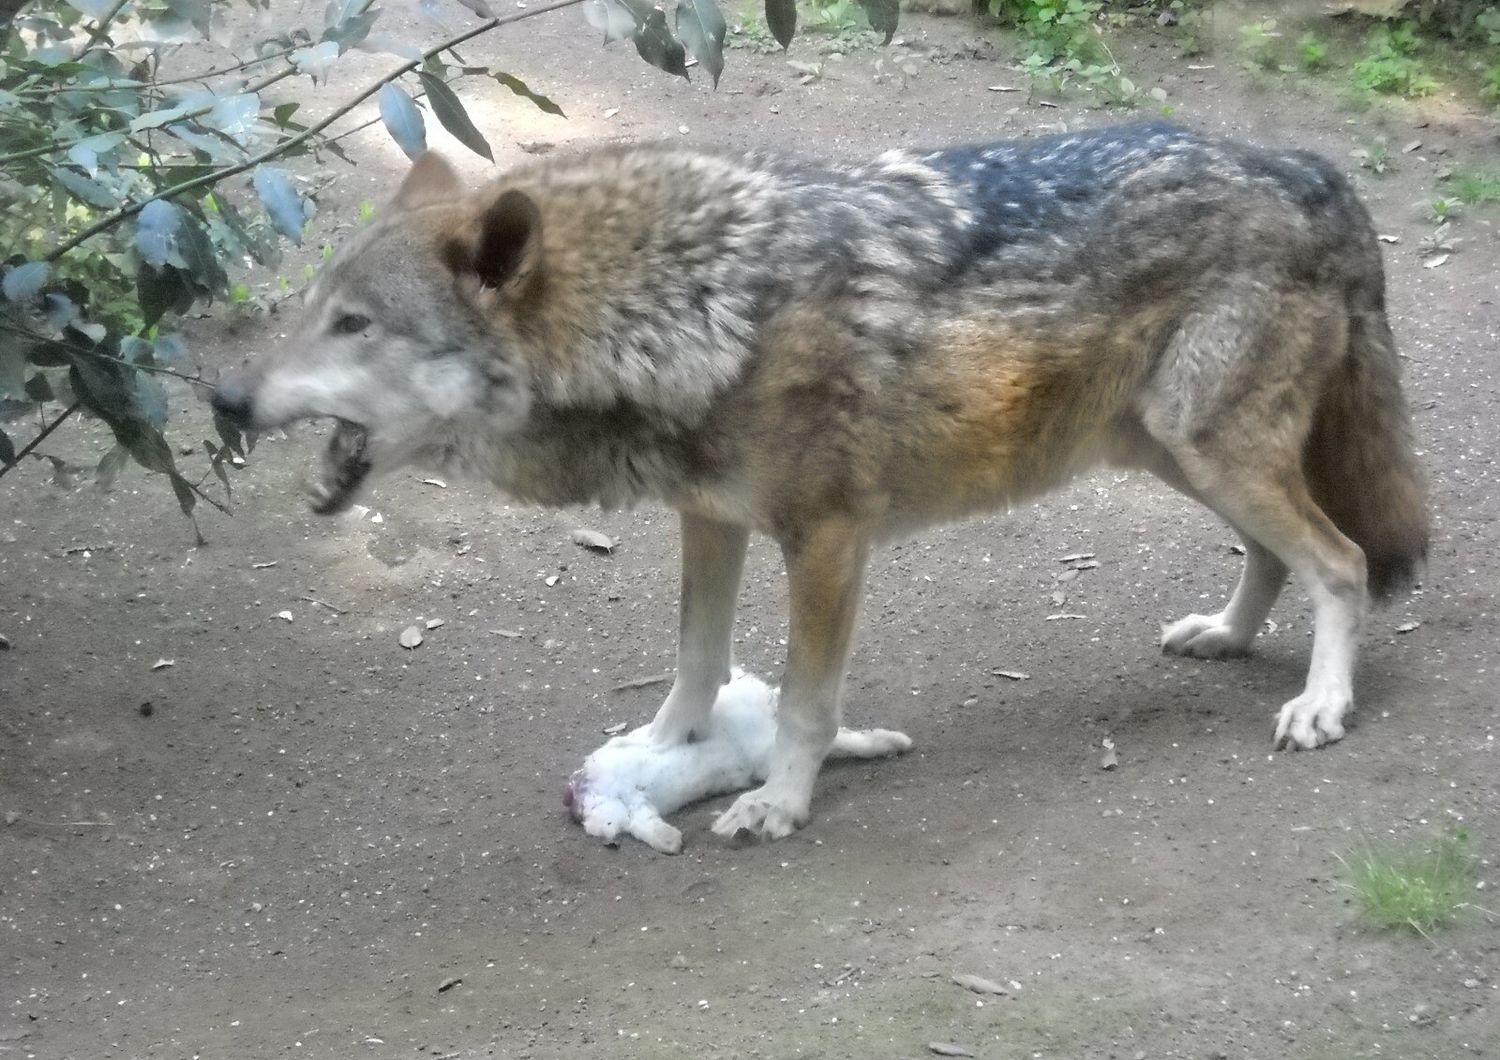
[1145,291,1366,749]
[650,513,749,747]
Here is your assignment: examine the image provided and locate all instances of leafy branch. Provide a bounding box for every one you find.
[46,0,587,261]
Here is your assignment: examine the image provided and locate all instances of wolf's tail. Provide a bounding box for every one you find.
[1303,278,1429,603]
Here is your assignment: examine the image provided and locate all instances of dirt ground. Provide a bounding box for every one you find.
[4,4,1500,1059]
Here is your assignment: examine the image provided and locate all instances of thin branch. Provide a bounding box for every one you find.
[0,400,81,480]
[79,0,131,55]
[44,0,587,263]
[0,322,212,385]
[185,476,230,515]
[46,45,302,93]
[0,64,297,168]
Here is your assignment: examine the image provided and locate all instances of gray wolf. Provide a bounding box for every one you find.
[565,672,911,853]
[214,122,1429,844]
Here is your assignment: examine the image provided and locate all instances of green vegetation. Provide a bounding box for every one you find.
[1352,24,1438,98]
[1339,830,1479,936]
[1444,169,1500,205]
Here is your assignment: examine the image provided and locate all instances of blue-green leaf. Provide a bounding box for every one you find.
[2,262,49,303]
[64,0,116,18]
[154,335,186,363]
[44,294,77,330]
[66,131,127,176]
[417,71,493,161]
[137,200,181,268]
[252,165,306,244]
[207,92,260,144]
[583,0,637,44]
[50,166,118,208]
[322,8,380,50]
[676,0,726,89]
[291,41,341,81]
[135,374,168,427]
[377,83,427,160]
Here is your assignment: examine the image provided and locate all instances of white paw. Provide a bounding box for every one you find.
[1273,689,1350,750]
[711,785,810,841]
[830,727,913,759]
[1161,613,1253,659]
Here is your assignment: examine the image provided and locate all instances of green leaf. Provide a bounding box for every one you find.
[169,471,197,519]
[66,131,127,177]
[175,212,229,295]
[675,0,725,89]
[417,71,494,161]
[50,165,118,208]
[858,0,897,45]
[68,353,135,424]
[252,165,307,244]
[96,443,130,490]
[24,373,55,403]
[322,8,380,50]
[163,122,247,164]
[110,416,176,475]
[583,0,637,43]
[204,439,234,497]
[272,102,301,127]
[765,0,795,50]
[24,336,74,368]
[632,7,689,79]
[131,99,202,133]
[377,83,428,160]
[138,264,197,327]
[206,92,260,144]
[0,426,13,468]
[212,407,247,458]
[490,72,565,118]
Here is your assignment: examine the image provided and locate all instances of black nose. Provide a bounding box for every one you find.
[211,378,254,427]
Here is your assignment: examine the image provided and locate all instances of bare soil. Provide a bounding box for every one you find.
[3,6,1499,1060]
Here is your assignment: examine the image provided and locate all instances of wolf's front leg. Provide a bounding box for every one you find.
[713,518,869,840]
[650,513,749,746]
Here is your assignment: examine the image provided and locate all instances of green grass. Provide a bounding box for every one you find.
[1351,24,1437,98]
[1444,170,1500,206]
[1338,831,1477,936]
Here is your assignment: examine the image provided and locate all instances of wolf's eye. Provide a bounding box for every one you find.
[332,313,370,335]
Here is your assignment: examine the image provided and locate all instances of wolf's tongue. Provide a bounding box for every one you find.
[308,419,371,516]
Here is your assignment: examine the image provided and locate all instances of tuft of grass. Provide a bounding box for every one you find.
[1352,24,1437,98]
[1444,170,1500,206]
[1338,830,1477,936]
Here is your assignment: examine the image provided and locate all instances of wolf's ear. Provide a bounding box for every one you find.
[443,189,542,296]
[392,152,462,212]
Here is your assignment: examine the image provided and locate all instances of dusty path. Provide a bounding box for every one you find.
[3,7,1499,1059]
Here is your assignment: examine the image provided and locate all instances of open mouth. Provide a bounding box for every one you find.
[307,418,371,516]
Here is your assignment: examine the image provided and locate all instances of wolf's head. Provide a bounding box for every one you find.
[213,153,535,514]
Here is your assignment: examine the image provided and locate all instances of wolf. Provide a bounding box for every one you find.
[214,122,1429,844]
